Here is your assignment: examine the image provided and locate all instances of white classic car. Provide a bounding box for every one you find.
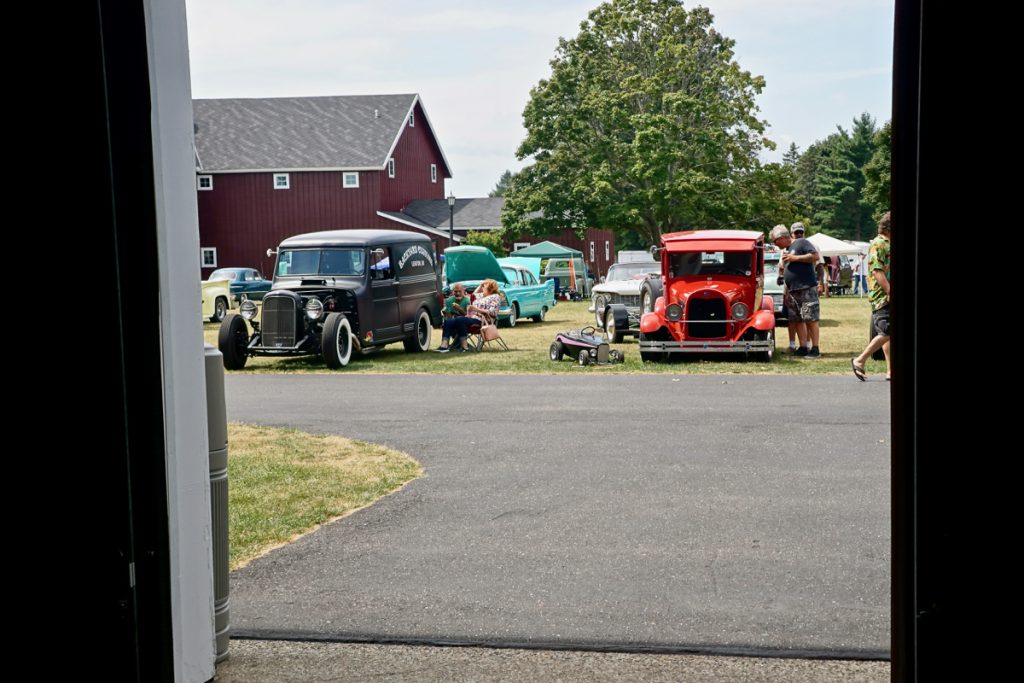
[589,261,661,342]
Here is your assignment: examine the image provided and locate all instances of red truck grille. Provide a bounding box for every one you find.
[686,298,727,339]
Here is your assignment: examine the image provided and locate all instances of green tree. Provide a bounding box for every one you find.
[464,230,508,257]
[502,0,777,247]
[792,140,826,216]
[811,133,861,239]
[489,170,516,197]
[862,120,891,220]
[733,163,800,230]
[847,113,877,169]
[782,143,801,166]
[794,113,878,240]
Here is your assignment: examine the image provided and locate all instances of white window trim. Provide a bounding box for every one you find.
[273,173,290,190]
[197,175,213,191]
[589,241,595,261]
[513,242,531,252]
[605,241,610,261]
[409,112,415,127]
[388,158,395,178]
[201,247,217,268]
[430,164,437,183]
[343,172,360,189]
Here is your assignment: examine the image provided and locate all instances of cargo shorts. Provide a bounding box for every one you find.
[871,304,890,337]
[785,287,820,323]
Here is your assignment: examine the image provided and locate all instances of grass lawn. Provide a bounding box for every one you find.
[227,422,422,570]
[204,295,887,376]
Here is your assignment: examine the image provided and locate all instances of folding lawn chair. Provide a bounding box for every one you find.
[463,320,483,351]
[474,323,509,352]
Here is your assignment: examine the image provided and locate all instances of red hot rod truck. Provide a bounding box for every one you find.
[637,230,776,362]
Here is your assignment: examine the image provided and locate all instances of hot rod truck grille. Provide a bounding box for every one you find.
[262,296,298,348]
[687,298,727,338]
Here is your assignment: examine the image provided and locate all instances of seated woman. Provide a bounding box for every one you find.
[437,279,501,352]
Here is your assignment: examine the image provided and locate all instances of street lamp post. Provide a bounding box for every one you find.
[446,192,456,247]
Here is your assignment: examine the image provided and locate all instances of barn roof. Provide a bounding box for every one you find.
[193,94,452,176]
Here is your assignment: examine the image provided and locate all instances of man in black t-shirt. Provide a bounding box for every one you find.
[768,222,823,357]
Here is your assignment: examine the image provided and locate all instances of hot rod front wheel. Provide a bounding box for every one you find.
[755,330,775,363]
[322,312,354,369]
[638,331,666,363]
[549,341,564,361]
[218,314,249,370]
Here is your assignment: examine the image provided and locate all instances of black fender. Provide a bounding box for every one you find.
[607,303,630,330]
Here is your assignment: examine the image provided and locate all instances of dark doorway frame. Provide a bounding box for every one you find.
[88,0,950,678]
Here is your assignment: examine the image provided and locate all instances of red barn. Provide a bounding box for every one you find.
[194,93,615,278]
[193,93,454,277]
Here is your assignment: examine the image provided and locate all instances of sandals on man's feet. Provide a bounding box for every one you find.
[851,359,866,381]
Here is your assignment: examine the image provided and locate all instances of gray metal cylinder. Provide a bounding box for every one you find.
[204,344,230,662]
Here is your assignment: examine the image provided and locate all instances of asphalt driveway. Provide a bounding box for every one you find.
[225,374,890,657]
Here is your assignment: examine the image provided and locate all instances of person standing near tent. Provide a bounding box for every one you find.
[852,252,869,295]
[851,212,891,381]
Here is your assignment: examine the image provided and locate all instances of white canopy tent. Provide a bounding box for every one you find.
[848,240,871,257]
[806,232,864,257]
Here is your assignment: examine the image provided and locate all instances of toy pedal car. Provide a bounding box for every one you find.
[549,327,625,366]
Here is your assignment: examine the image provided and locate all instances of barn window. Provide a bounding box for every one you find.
[605,241,610,261]
[274,173,290,190]
[388,158,395,178]
[431,164,437,183]
[409,112,415,127]
[343,172,359,188]
[201,248,217,268]
[197,175,213,191]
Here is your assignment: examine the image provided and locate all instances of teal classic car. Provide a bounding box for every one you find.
[443,246,556,327]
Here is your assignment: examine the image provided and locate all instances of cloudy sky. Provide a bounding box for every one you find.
[185,0,894,198]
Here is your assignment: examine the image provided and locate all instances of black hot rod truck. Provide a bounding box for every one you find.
[218,229,443,369]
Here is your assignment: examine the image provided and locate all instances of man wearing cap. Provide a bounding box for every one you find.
[770,224,799,353]
[792,223,828,304]
[768,222,823,357]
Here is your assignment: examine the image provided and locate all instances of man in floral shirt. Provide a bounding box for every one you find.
[851,212,891,380]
